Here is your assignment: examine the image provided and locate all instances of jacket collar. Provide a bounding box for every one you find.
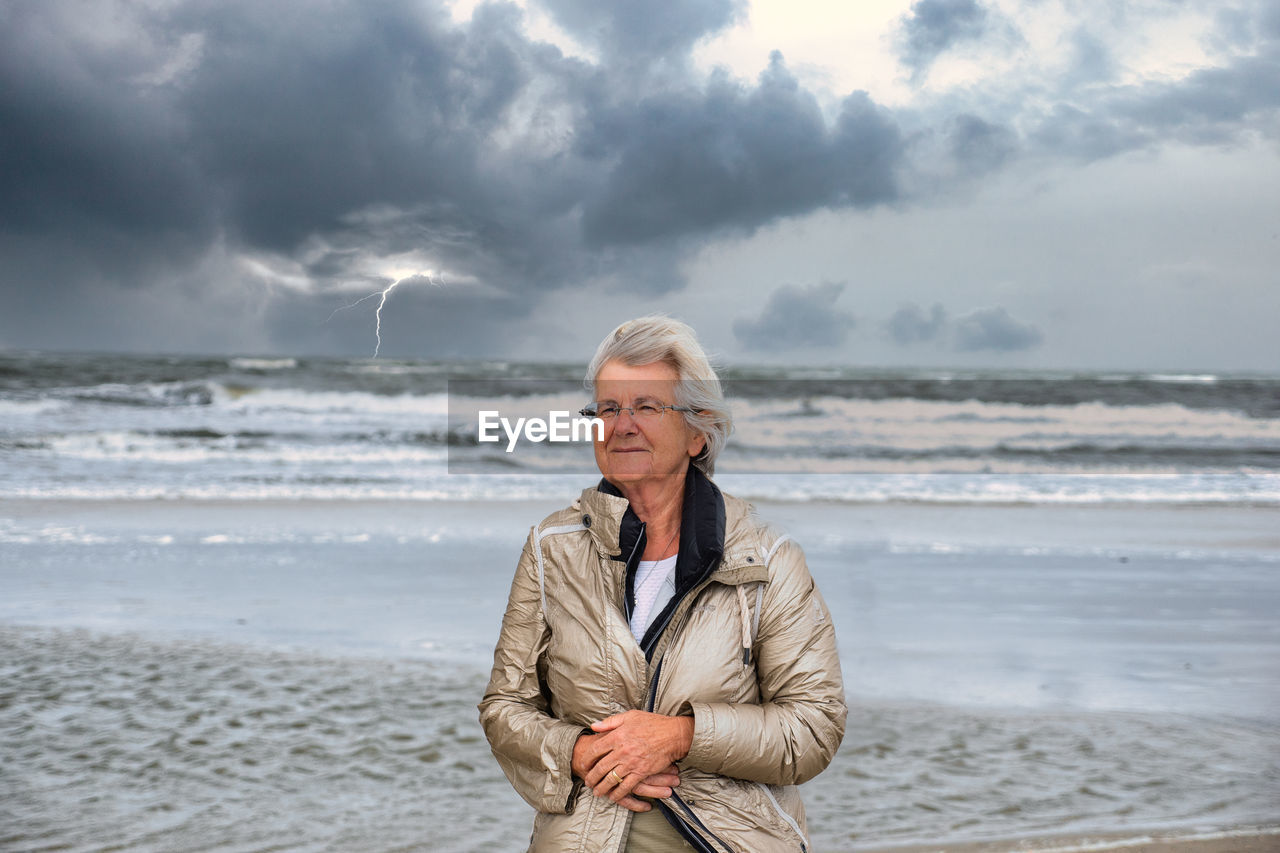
[577,470,767,588]
[582,464,727,654]
[581,464,723,565]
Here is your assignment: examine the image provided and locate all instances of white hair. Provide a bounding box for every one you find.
[585,315,732,477]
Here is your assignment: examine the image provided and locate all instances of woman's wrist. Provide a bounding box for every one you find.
[570,730,595,778]
[669,715,695,762]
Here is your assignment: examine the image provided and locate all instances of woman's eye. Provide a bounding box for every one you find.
[600,406,621,418]
[636,404,661,416]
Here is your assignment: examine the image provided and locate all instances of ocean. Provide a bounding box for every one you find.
[1,351,1278,851]
[1,351,1278,503]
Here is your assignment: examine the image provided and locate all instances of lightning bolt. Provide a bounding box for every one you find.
[327,272,445,358]
[370,278,402,358]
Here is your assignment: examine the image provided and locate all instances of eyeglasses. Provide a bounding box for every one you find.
[579,400,695,421]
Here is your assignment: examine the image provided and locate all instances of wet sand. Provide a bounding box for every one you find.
[3,498,1277,850]
[860,827,1280,853]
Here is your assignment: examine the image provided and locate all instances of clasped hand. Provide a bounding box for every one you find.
[571,710,694,812]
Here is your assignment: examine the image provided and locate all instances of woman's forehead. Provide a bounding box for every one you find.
[594,360,679,393]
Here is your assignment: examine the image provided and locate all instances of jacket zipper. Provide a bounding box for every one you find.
[756,782,809,852]
[621,521,646,625]
[663,792,737,853]
[642,582,742,853]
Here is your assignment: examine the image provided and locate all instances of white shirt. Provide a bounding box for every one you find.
[630,554,677,643]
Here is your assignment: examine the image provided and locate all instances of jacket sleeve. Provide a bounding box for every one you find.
[477,528,585,813]
[683,537,847,785]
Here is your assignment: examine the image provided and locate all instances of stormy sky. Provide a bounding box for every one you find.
[1,0,1277,369]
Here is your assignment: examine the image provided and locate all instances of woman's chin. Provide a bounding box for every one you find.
[603,466,653,485]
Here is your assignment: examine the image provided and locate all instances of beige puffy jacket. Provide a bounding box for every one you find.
[479,472,846,853]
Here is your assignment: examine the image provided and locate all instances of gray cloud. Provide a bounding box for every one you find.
[537,0,745,59]
[1066,28,1117,84]
[947,114,1018,175]
[953,306,1043,352]
[0,0,1276,358]
[0,1,908,355]
[0,3,214,293]
[733,281,855,352]
[1029,40,1280,160]
[580,55,904,248]
[266,279,530,359]
[898,0,990,77]
[886,302,948,345]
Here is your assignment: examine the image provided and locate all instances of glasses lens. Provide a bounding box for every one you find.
[584,402,675,420]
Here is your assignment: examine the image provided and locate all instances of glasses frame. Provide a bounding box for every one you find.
[579,401,696,422]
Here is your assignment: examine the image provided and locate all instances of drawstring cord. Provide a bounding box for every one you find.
[737,584,753,666]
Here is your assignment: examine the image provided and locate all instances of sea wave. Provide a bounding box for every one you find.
[0,398,64,417]
[4,354,1279,505]
[4,472,1278,505]
[39,431,451,465]
[220,387,450,415]
[228,357,298,371]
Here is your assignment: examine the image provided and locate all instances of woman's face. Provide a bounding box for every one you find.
[592,359,706,488]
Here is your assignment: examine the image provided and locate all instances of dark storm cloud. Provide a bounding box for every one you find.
[0,3,214,291]
[266,279,531,359]
[886,302,948,345]
[0,0,589,302]
[733,282,856,352]
[538,0,745,59]
[953,307,1043,352]
[2,0,1278,357]
[169,0,592,280]
[579,55,904,247]
[0,0,909,355]
[898,0,991,77]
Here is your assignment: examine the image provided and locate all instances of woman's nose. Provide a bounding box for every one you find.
[614,408,640,433]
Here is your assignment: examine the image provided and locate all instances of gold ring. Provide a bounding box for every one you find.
[609,769,624,784]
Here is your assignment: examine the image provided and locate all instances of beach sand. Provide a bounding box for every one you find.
[862,827,1280,853]
[3,497,1277,850]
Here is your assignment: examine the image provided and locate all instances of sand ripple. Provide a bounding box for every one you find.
[3,626,1276,851]
[1,626,525,852]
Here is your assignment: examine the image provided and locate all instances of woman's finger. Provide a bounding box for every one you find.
[590,762,640,799]
[617,794,652,813]
[638,770,680,789]
[643,764,680,786]
[630,779,674,799]
[582,761,607,789]
[589,712,627,733]
[606,770,641,804]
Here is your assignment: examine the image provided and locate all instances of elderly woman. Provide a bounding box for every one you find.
[479,316,846,852]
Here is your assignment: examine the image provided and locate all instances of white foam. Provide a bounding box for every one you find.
[730,396,1279,454]
[38,432,449,466]
[0,522,119,545]
[1147,373,1222,383]
[217,387,450,417]
[0,398,64,416]
[228,357,298,371]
